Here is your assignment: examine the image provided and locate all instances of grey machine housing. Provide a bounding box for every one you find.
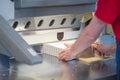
[0,15,42,65]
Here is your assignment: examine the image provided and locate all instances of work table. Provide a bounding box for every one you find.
[0,53,116,80]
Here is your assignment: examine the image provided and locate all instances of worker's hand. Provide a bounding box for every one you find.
[92,42,114,56]
[59,43,77,61]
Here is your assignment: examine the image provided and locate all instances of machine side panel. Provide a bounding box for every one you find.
[0,15,42,65]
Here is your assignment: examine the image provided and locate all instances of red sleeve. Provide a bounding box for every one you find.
[95,0,120,24]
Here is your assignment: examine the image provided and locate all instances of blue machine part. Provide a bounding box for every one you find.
[0,54,10,73]
[99,35,116,45]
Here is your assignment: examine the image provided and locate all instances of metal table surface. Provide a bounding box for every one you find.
[0,53,116,80]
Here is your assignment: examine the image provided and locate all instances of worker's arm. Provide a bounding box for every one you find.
[59,16,106,61]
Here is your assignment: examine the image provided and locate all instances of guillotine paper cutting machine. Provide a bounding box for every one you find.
[0,0,117,80]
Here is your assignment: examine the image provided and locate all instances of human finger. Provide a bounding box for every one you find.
[64,43,72,48]
[91,44,98,49]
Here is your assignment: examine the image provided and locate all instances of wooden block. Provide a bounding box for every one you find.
[78,56,113,64]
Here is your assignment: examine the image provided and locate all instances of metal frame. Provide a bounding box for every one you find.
[15,0,97,8]
[9,14,82,31]
[14,0,97,18]
[9,14,83,44]
[0,15,42,65]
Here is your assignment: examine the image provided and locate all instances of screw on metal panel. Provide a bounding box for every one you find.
[57,32,64,41]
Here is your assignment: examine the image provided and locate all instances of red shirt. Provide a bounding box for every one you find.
[95,0,120,42]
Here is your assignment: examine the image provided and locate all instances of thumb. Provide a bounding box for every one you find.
[91,44,97,49]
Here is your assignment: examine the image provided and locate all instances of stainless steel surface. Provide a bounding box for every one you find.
[0,0,14,20]
[14,0,97,18]
[15,4,96,18]
[0,15,42,65]
[9,14,82,44]
[9,14,82,31]
[15,0,97,8]
[0,53,116,80]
